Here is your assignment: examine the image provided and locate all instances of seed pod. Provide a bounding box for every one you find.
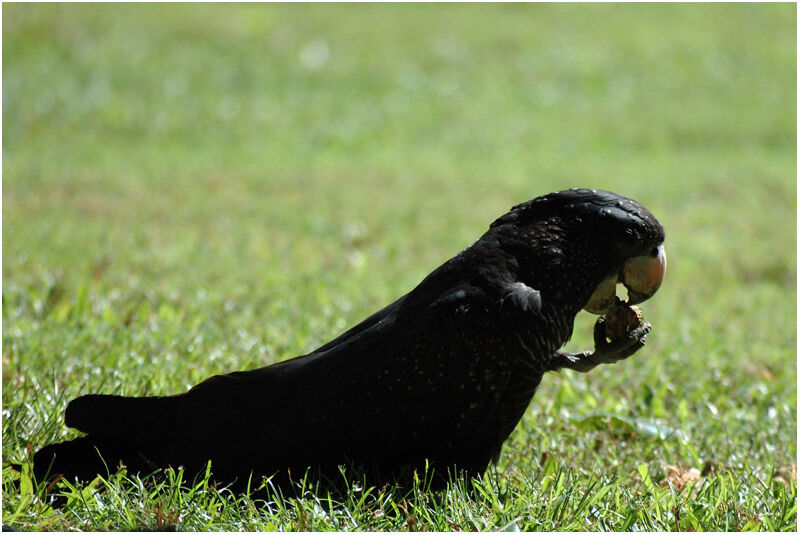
[603,304,643,341]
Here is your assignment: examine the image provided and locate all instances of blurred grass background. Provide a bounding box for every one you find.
[2,2,796,530]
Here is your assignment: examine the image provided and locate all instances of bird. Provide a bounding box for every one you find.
[32,188,666,492]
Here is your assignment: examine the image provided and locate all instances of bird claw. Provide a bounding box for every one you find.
[591,316,651,364]
[547,316,652,373]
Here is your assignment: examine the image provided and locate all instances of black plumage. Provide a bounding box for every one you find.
[33,188,666,490]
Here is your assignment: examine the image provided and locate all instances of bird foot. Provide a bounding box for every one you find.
[548,314,651,373]
[590,314,651,365]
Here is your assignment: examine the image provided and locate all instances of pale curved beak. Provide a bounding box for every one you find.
[583,275,618,314]
[623,244,666,305]
[583,244,666,314]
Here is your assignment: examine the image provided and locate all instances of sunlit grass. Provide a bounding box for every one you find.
[2,2,796,530]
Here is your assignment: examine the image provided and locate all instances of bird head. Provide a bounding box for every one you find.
[571,191,665,314]
[491,189,666,314]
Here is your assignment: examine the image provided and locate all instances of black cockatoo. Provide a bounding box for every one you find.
[33,188,666,490]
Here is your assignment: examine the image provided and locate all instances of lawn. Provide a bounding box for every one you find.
[2,3,797,531]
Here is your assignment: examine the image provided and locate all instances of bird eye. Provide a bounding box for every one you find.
[650,247,660,257]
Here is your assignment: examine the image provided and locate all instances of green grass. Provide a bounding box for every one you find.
[2,2,796,531]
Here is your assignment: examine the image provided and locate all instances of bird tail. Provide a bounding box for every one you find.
[33,393,184,484]
[33,434,159,484]
[65,393,181,436]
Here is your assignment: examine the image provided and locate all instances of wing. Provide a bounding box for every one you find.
[37,243,544,484]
